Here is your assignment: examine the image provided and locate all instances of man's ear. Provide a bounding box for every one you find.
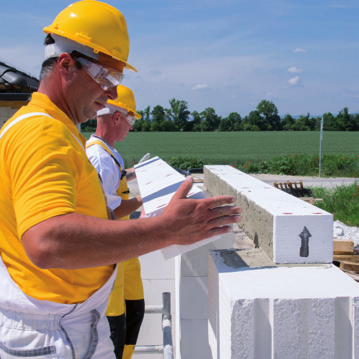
[112,111,120,124]
[58,53,76,74]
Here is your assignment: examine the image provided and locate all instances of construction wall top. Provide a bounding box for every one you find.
[204,165,333,264]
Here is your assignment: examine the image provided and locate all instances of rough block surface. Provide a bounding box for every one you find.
[204,165,333,264]
[209,249,359,359]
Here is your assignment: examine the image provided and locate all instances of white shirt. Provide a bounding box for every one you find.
[86,135,124,211]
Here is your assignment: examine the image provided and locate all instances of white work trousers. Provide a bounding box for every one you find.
[0,256,117,359]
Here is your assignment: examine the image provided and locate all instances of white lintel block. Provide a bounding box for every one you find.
[135,157,204,217]
[204,165,333,264]
[135,157,223,259]
[208,249,359,359]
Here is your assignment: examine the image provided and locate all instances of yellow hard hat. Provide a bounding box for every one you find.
[106,85,141,119]
[43,0,137,72]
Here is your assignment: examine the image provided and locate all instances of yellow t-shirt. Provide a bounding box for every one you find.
[0,92,113,304]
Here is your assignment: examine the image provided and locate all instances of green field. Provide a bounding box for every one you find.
[83,131,358,165]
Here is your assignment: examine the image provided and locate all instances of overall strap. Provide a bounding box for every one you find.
[86,140,126,179]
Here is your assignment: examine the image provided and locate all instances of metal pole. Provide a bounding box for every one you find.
[134,346,163,353]
[319,116,323,177]
[162,292,173,359]
[134,292,174,358]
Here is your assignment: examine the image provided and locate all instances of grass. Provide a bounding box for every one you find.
[311,183,359,227]
[82,131,359,177]
[232,153,359,177]
[82,131,359,165]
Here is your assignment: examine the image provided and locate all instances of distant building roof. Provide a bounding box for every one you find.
[0,61,39,94]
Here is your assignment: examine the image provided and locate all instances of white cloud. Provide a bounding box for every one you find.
[266,92,277,99]
[329,3,359,9]
[293,48,307,53]
[288,76,300,85]
[288,66,303,74]
[342,89,359,99]
[192,83,208,90]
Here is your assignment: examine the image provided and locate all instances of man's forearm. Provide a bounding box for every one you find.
[22,177,241,271]
[113,196,142,219]
[22,212,172,270]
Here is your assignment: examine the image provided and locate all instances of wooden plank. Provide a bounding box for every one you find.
[333,239,354,255]
[298,197,323,204]
[340,261,359,273]
[299,197,316,204]
[333,254,359,262]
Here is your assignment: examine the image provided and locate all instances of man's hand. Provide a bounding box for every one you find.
[162,176,242,245]
[138,153,150,164]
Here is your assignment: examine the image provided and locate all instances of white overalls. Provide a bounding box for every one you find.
[0,256,117,359]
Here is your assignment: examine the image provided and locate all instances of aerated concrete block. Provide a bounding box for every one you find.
[204,165,333,264]
[139,250,175,280]
[135,157,222,259]
[175,231,233,359]
[208,249,359,359]
[179,319,212,359]
[180,231,233,277]
[179,277,208,319]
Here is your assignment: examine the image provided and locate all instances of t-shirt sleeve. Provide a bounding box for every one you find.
[10,117,87,236]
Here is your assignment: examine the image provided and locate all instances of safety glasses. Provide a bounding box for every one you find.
[76,57,124,90]
[125,114,136,127]
[118,108,136,127]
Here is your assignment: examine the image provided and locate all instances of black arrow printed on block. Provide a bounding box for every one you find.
[299,226,312,257]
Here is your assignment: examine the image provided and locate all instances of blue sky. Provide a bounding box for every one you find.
[1,0,358,117]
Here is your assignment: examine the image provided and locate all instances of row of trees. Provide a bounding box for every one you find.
[81,99,359,132]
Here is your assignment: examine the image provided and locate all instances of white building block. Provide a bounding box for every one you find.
[140,250,175,280]
[179,277,208,319]
[208,249,359,359]
[204,165,333,264]
[135,157,222,259]
[135,157,204,218]
[179,319,212,359]
[135,160,236,358]
[180,231,233,277]
[137,232,232,358]
[175,232,233,359]
[272,297,336,358]
[354,299,359,358]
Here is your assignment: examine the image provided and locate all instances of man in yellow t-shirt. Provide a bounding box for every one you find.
[0,1,241,358]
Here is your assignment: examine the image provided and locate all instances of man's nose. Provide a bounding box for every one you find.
[105,86,118,100]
